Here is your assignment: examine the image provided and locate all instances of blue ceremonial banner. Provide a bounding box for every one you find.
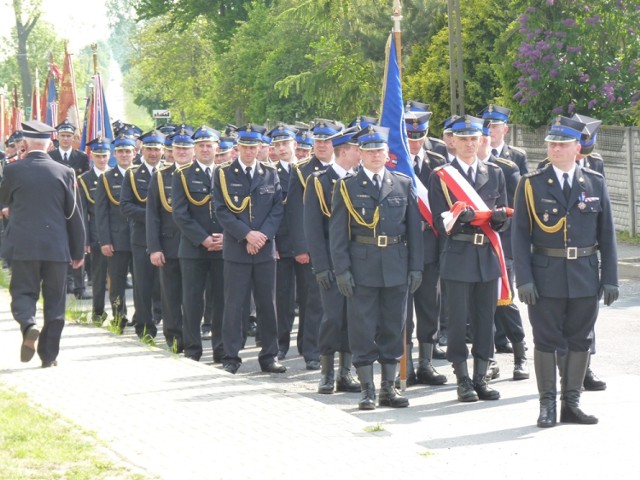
[379,33,434,227]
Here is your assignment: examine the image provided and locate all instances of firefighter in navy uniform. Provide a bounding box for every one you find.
[399,110,448,387]
[428,116,509,403]
[213,124,285,374]
[304,127,362,395]
[147,128,195,353]
[330,126,423,410]
[481,105,528,176]
[513,116,618,428]
[171,125,225,362]
[405,100,448,158]
[286,119,343,370]
[78,138,112,324]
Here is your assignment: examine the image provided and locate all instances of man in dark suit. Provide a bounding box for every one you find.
[402,111,448,387]
[287,119,343,370]
[0,120,85,367]
[147,128,194,353]
[330,126,423,410]
[49,119,91,299]
[513,116,618,428]
[95,135,135,332]
[428,116,509,403]
[171,125,225,362]
[120,130,165,340]
[213,124,285,374]
[78,138,111,324]
[304,127,362,394]
[481,105,528,175]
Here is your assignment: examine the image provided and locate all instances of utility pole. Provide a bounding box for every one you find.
[447,0,465,115]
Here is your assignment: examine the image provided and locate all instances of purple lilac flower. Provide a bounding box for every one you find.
[562,18,577,27]
[552,106,563,114]
[585,15,600,25]
[588,99,598,109]
[568,103,576,114]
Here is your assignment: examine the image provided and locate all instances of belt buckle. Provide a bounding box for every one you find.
[566,247,578,260]
[377,235,388,247]
[473,233,485,245]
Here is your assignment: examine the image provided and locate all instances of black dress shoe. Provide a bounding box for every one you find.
[21,326,40,363]
[438,333,448,347]
[42,360,58,368]
[261,361,287,373]
[74,291,93,300]
[223,363,240,374]
[433,345,447,360]
[583,368,606,391]
[495,342,514,354]
[247,318,257,337]
[306,360,321,370]
[277,350,286,361]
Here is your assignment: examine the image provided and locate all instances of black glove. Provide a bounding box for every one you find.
[408,270,422,294]
[315,270,334,290]
[336,271,355,298]
[599,284,619,306]
[458,207,476,223]
[517,282,539,305]
[491,207,508,223]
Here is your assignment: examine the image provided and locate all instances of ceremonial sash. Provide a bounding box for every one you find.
[436,164,511,305]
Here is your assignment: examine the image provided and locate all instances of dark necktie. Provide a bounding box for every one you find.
[467,166,474,186]
[562,172,571,201]
[205,167,211,183]
[414,156,420,176]
[151,167,156,175]
[245,166,252,183]
[373,173,380,190]
[491,148,499,158]
[63,152,68,163]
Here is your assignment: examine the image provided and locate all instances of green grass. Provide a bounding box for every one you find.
[65,297,91,325]
[123,90,153,132]
[0,386,147,479]
[363,423,385,433]
[0,266,10,289]
[617,230,640,245]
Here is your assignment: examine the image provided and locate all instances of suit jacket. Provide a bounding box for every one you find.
[50,148,90,177]
[78,169,103,246]
[538,153,605,176]
[146,164,181,258]
[0,151,85,261]
[329,168,423,288]
[487,155,521,260]
[287,156,330,255]
[275,160,295,258]
[95,167,131,251]
[425,138,448,159]
[171,161,223,260]
[121,163,154,248]
[304,166,340,273]
[512,164,617,298]
[428,159,508,283]
[415,150,446,264]
[213,159,284,264]
[495,144,528,175]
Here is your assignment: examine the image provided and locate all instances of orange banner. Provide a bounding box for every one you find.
[57,50,80,131]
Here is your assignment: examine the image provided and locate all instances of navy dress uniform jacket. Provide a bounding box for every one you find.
[330,168,423,287]
[213,159,284,264]
[120,164,153,248]
[78,169,101,247]
[50,148,90,177]
[428,160,508,283]
[512,164,617,298]
[487,155,521,260]
[494,144,528,175]
[304,166,339,273]
[95,168,131,251]
[171,162,223,260]
[0,151,85,261]
[275,161,295,258]
[146,164,181,258]
[416,151,446,264]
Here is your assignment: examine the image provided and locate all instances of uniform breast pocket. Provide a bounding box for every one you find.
[258,185,275,195]
[353,197,377,222]
[581,200,601,213]
[188,181,211,197]
[480,191,500,208]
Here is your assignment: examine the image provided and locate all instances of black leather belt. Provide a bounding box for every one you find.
[533,245,598,259]
[353,234,405,247]
[451,233,490,245]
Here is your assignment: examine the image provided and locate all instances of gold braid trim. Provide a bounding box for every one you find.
[157,171,173,213]
[439,178,453,208]
[79,176,94,205]
[524,178,567,244]
[218,167,252,215]
[296,165,306,188]
[313,176,331,218]
[129,169,147,203]
[103,174,120,206]
[339,180,379,233]
[178,169,210,206]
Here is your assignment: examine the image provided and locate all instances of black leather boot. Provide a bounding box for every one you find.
[583,354,606,391]
[513,341,530,380]
[534,350,557,428]
[453,362,478,402]
[317,354,335,394]
[379,363,409,408]
[336,352,360,392]
[356,365,376,410]
[560,351,598,424]
[416,343,447,385]
[394,344,417,388]
[473,359,500,400]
